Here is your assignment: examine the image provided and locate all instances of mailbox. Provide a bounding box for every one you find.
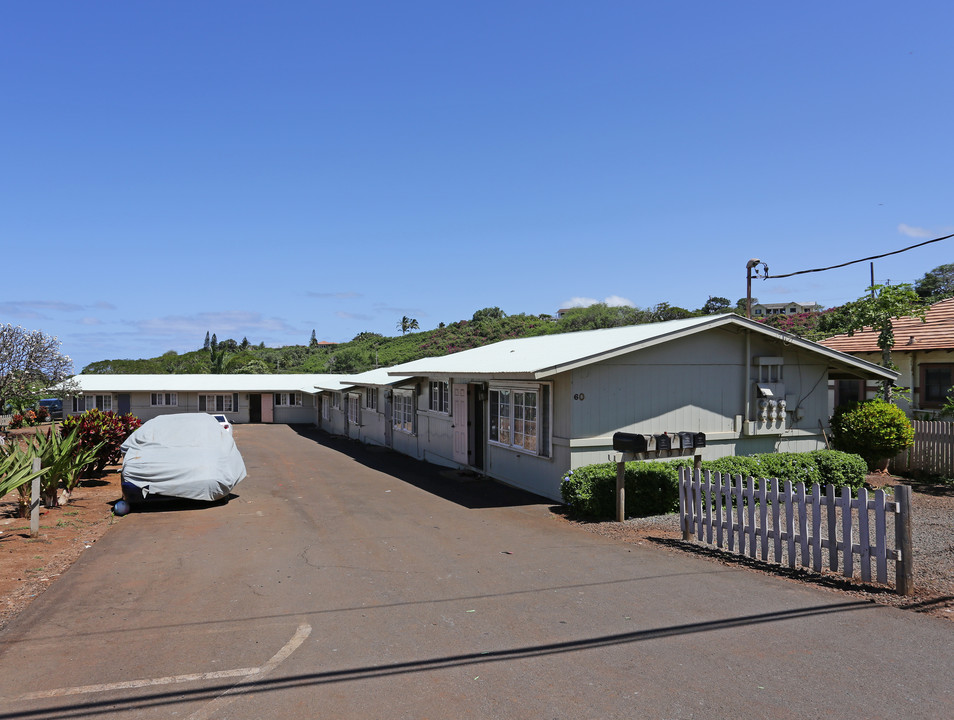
[693,432,707,448]
[613,432,648,453]
[677,431,694,449]
[653,433,672,452]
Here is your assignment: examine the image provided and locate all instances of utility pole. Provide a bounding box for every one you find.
[745,259,768,319]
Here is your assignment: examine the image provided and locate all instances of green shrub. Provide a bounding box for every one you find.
[672,450,867,492]
[829,399,914,470]
[807,450,868,491]
[561,461,679,519]
[567,449,871,519]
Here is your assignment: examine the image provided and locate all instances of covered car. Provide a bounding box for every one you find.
[120,413,247,503]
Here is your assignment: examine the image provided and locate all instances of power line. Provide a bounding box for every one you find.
[766,232,954,280]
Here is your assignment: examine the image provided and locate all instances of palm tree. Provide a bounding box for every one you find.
[397,316,420,335]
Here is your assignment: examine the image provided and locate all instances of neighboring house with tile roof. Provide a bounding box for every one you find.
[819,297,954,416]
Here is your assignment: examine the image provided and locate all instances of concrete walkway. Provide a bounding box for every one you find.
[0,424,951,719]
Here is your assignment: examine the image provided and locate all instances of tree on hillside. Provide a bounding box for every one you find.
[700,296,731,315]
[203,331,211,351]
[397,316,420,334]
[0,324,75,411]
[310,329,318,348]
[839,283,926,400]
[472,307,506,322]
[915,263,954,303]
[240,337,250,350]
[650,303,693,322]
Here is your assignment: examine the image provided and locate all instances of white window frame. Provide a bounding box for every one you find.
[392,389,416,435]
[332,392,342,410]
[72,394,112,413]
[488,383,551,456]
[429,380,450,414]
[365,387,377,411]
[199,394,237,413]
[150,392,178,407]
[274,392,302,407]
[348,394,361,425]
[322,395,331,420]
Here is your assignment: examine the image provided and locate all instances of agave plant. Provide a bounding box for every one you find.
[0,441,49,517]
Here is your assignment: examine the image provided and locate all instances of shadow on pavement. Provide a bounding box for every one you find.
[288,424,554,511]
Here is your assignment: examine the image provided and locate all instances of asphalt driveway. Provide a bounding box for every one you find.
[0,424,951,719]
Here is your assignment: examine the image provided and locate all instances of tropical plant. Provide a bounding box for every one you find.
[61,409,142,472]
[397,316,420,335]
[29,425,103,507]
[0,441,49,515]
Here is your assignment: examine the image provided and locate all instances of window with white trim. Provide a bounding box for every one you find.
[332,392,342,410]
[150,393,178,407]
[322,395,330,420]
[429,380,449,413]
[72,395,112,413]
[348,394,361,424]
[365,387,377,411]
[274,392,302,407]
[392,390,415,434]
[489,384,550,456]
[199,394,237,413]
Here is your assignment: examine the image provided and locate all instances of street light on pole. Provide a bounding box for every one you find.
[746,259,768,319]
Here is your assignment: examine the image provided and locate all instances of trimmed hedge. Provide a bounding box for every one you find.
[562,450,869,520]
[560,461,680,519]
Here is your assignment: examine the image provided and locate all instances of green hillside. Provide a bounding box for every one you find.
[80,303,707,375]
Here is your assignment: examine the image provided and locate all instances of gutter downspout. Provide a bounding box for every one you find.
[743,329,751,432]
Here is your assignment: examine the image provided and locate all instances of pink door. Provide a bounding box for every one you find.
[452,385,468,465]
[262,393,274,423]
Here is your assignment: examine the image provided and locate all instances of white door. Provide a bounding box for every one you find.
[452,385,468,465]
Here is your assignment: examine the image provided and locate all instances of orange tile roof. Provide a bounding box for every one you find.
[820,297,954,353]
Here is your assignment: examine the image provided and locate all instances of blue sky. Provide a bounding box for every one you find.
[2,1,952,372]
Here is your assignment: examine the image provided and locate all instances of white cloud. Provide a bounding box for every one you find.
[898,223,933,238]
[335,311,373,321]
[560,295,635,309]
[79,317,102,326]
[134,311,296,336]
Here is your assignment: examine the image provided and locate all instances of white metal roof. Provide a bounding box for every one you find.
[312,374,359,392]
[385,314,898,381]
[340,368,416,387]
[68,374,330,394]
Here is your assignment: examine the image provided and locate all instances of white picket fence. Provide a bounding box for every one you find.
[892,420,954,476]
[678,467,914,594]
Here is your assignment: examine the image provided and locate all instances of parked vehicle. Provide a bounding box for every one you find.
[38,398,63,420]
[212,414,232,434]
[120,414,247,505]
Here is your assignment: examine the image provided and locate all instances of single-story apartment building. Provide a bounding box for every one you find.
[62,374,328,424]
[332,314,895,501]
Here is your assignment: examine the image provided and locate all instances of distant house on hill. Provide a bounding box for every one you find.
[751,301,822,317]
[820,297,954,415]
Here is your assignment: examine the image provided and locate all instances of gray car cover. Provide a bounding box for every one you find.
[121,414,247,501]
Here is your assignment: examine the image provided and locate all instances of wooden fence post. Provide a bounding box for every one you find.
[616,459,625,523]
[30,457,41,537]
[895,484,915,596]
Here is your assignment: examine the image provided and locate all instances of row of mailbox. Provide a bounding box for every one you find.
[612,431,707,453]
